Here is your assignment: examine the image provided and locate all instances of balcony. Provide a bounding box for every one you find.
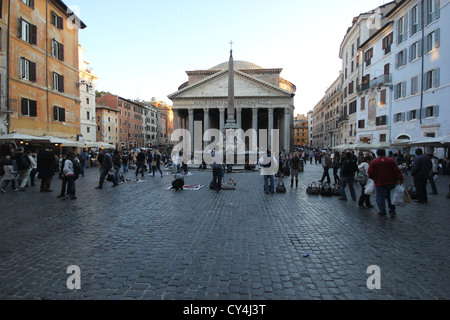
[337,115,349,124]
[357,74,392,93]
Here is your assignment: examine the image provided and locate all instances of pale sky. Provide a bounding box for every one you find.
[68,0,389,116]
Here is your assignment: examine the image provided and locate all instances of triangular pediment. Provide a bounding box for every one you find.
[168,70,292,100]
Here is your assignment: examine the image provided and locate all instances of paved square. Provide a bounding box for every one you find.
[1,163,449,300]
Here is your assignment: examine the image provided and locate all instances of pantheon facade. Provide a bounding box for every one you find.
[168,59,296,154]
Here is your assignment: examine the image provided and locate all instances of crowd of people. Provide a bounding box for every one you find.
[1,144,449,212]
[258,147,449,218]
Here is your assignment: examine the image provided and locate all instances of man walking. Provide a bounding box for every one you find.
[411,148,432,203]
[95,149,114,189]
[210,149,223,193]
[15,147,31,191]
[319,151,332,184]
[368,149,404,218]
[338,152,358,201]
[259,149,278,195]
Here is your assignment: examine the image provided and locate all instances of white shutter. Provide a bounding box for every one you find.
[435,28,440,48]
[434,105,439,117]
[434,68,440,87]
[435,0,440,19]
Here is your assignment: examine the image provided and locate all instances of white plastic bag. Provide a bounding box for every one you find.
[364,179,376,196]
[391,185,406,207]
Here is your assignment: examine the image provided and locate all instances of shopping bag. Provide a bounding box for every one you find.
[364,179,376,196]
[391,185,406,207]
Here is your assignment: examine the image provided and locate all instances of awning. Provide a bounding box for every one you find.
[0,133,52,143]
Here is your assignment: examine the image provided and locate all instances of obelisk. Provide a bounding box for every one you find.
[225,43,238,130]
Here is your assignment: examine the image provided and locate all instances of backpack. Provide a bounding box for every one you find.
[356,167,369,185]
[18,154,30,170]
[73,160,82,179]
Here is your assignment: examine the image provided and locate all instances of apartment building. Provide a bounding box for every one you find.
[5,0,86,140]
[322,74,343,148]
[293,114,309,147]
[338,1,397,145]
[95,101,118,147]
[386,0,449,145]
[96,93,145,150]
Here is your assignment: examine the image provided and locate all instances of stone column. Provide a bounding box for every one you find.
[219,108,225,134]
[268,108,274,149]
[204,108,210,146]
[284,108,291,152]
[189,109,194,153]
[173,109,179,131]
[252,108,258,131]
[236,108,242,129]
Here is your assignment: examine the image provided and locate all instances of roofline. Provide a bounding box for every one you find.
[52,0,87,29]
[385,0,408,18]
[359,21,394,49]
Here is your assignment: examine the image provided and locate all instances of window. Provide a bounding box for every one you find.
[20,57,36,82]
[348,82,354,95]
[19,18,37,45]
[53,106,66,122]
[360,97,366,111]
[426,0,440,25]
[364,48,373,66]
[87,127,90,133]
[53,72,64,92]
[395,49,407,69]
[411,5,419,35]
[86,98,90,105]
[425,29,440,53]
[51,39,64,61]
[411,75,419,94]
[21,98,37,117]
[376,116,388,126]
[409,41,421,61]
[97,126,100,132]
[379,134,387,143]
[397,16,405,44]
[424,105,439,118]
[382,33,393,55]
[407,109,420,121]
[349,101,357,114]
[21,0,34,9]
[358,120,365,129]
[380,89,387,106]
[86,111,90,120]
[394,82,406,100]
[424,68,440,90]
[394,112,405,123]
[51,12,64,30]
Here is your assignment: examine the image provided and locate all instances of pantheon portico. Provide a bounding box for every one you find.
[168,56,296,155]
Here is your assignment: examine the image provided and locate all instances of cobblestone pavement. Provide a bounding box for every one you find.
[0,162,449,300]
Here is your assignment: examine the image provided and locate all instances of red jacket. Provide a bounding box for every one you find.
[368,157,404,186]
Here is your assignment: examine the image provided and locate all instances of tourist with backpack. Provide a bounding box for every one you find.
[338,152,358,201]
[78,149,89,177]
[357,156,374,208]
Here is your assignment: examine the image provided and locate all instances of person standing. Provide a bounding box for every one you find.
[211,149,223,193]
[332,151,341,185]
[78,149,89,177]
[357,156,374,208]
[411,148,432,203]
[112,150,121,187]
[135,149,146,181]
[338,152,358,201]
[259,149,278,195]
[290,152,301,188]
[318,151,332,184]
[62,151,77,200]
[153,150,163,177]
[37,146,56,193]
[28,151,38,187]
[122,152,129,173]
[428,154,438,195]
[368,149,404,218]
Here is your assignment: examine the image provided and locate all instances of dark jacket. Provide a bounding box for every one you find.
[411,155,432,179]
[37,150,56,178]
[16,152,31,170]
[102,153,113,170]
[340,158,358,178]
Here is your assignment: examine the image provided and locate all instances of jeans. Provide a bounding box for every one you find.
[428,175,437,194]
[81,162,87,176]
[375,184,396,215]
[212,168,223,192]
[340,177,356,200]
[135,161,146,178]
[153,165,162,176]
[114,165,121,185]
[320,167,331,183]
[19,169,30,189]
[264,175,275,193]
[66,175,76,197]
